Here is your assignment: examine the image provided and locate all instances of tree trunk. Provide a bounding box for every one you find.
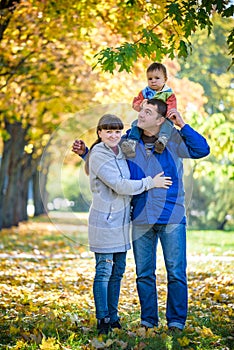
[0,133,12,230]
[2,121,27,228]
[0,0,21,41]
[33,158,48,217]
[18,154,34,222]
[217,219,227,231]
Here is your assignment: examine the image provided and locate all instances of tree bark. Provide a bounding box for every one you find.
[0,132,11,230]
[2,121,27,228]
[0,0,21,41]
[33,162,48,217]
[217,219,227,231]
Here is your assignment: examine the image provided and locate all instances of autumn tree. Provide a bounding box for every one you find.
[0,0,101,228]
[93,0,234,73]
[0,0,233,229]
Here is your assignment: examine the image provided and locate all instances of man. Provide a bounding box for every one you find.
[72,99,210,332]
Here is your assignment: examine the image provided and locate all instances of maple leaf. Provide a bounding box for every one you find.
[177,336,190,347]
[39,337,60,350]
[200,326,214,337]
[12,340,26,349]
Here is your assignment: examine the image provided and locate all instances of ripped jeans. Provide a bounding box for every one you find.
[93,252,127,323]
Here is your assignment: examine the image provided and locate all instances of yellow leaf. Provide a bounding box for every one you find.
[39,337,60,350]
[200,326,214,337]
[10,326,19,335]
[105,339,114,347]
[177,336,190,346]
[13,340,26,349]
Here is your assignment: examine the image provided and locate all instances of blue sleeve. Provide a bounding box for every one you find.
[80,147,89,160]
[176,124,210,159]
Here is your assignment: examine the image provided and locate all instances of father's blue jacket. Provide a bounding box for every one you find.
[126,124,210,225]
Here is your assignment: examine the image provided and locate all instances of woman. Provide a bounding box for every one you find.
[80,114,172,334]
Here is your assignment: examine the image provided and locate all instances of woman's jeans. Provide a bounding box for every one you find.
[132,223,187,329]
[93,252,127,323]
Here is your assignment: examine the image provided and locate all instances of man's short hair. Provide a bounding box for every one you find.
[147,98,167,117]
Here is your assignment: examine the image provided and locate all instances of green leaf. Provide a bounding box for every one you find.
[93,48,116,73]
[222,5,234,17]
[178,40,188,58]
[166,2,183,24]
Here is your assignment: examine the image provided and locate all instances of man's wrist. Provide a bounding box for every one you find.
[179,122,186,129]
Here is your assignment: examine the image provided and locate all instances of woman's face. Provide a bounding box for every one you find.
[98,129,122,148]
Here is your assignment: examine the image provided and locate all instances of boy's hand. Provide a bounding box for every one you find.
[140,99,148,108]
[167,109,186,129]
[72,139,86,155]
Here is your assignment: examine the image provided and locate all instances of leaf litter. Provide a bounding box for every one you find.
[0,221,233,349]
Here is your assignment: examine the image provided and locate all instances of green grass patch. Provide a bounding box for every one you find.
[187,229,234,256]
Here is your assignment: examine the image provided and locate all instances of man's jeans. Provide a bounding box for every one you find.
[93,252,126,323]
[132,224,187,329]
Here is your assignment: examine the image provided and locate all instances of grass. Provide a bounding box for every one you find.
[187,229,234,256]
[0,215,233,349]
[33,211,234,257]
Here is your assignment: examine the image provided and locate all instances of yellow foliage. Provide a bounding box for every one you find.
[13,340,26,349]
[200,326,214,337]
[0,222,233,350]
[177,336,190,347]
[10,326,20,335]
[39,337,60,350]
[105,339,115,347]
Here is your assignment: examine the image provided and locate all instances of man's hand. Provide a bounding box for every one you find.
[72,139,86,156]
[167,109,186,129]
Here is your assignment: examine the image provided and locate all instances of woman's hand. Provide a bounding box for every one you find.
[72,139,86,156]
[152,171,172,189]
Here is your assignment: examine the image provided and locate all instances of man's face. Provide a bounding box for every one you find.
[137,103,164,132]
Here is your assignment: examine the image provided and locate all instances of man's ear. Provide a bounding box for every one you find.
[158,116,165,126]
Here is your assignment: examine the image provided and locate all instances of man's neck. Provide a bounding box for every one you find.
[143,128,160,137]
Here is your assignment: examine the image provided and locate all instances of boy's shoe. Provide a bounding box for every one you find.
[97,317,111,335]
[111,320,122,329]
[154,136,168,154]
[121,140,137,158]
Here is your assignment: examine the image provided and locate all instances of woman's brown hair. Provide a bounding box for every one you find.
[85,114,124,175]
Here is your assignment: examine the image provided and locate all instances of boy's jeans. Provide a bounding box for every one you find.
[132,223,187,329]
[93,252,126,323]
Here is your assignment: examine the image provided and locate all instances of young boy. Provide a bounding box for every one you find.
[121,62,177,157]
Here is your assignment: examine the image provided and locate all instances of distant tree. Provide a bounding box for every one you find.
[178,14,234,118]
[176,16,234,230]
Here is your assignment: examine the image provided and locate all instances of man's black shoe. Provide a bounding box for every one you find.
[111,320,122,329]
[97,317,111,335]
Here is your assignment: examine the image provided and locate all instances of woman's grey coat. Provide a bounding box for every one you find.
[88,142,155,253]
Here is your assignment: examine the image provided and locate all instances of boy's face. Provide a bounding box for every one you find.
[147,69,167,91]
